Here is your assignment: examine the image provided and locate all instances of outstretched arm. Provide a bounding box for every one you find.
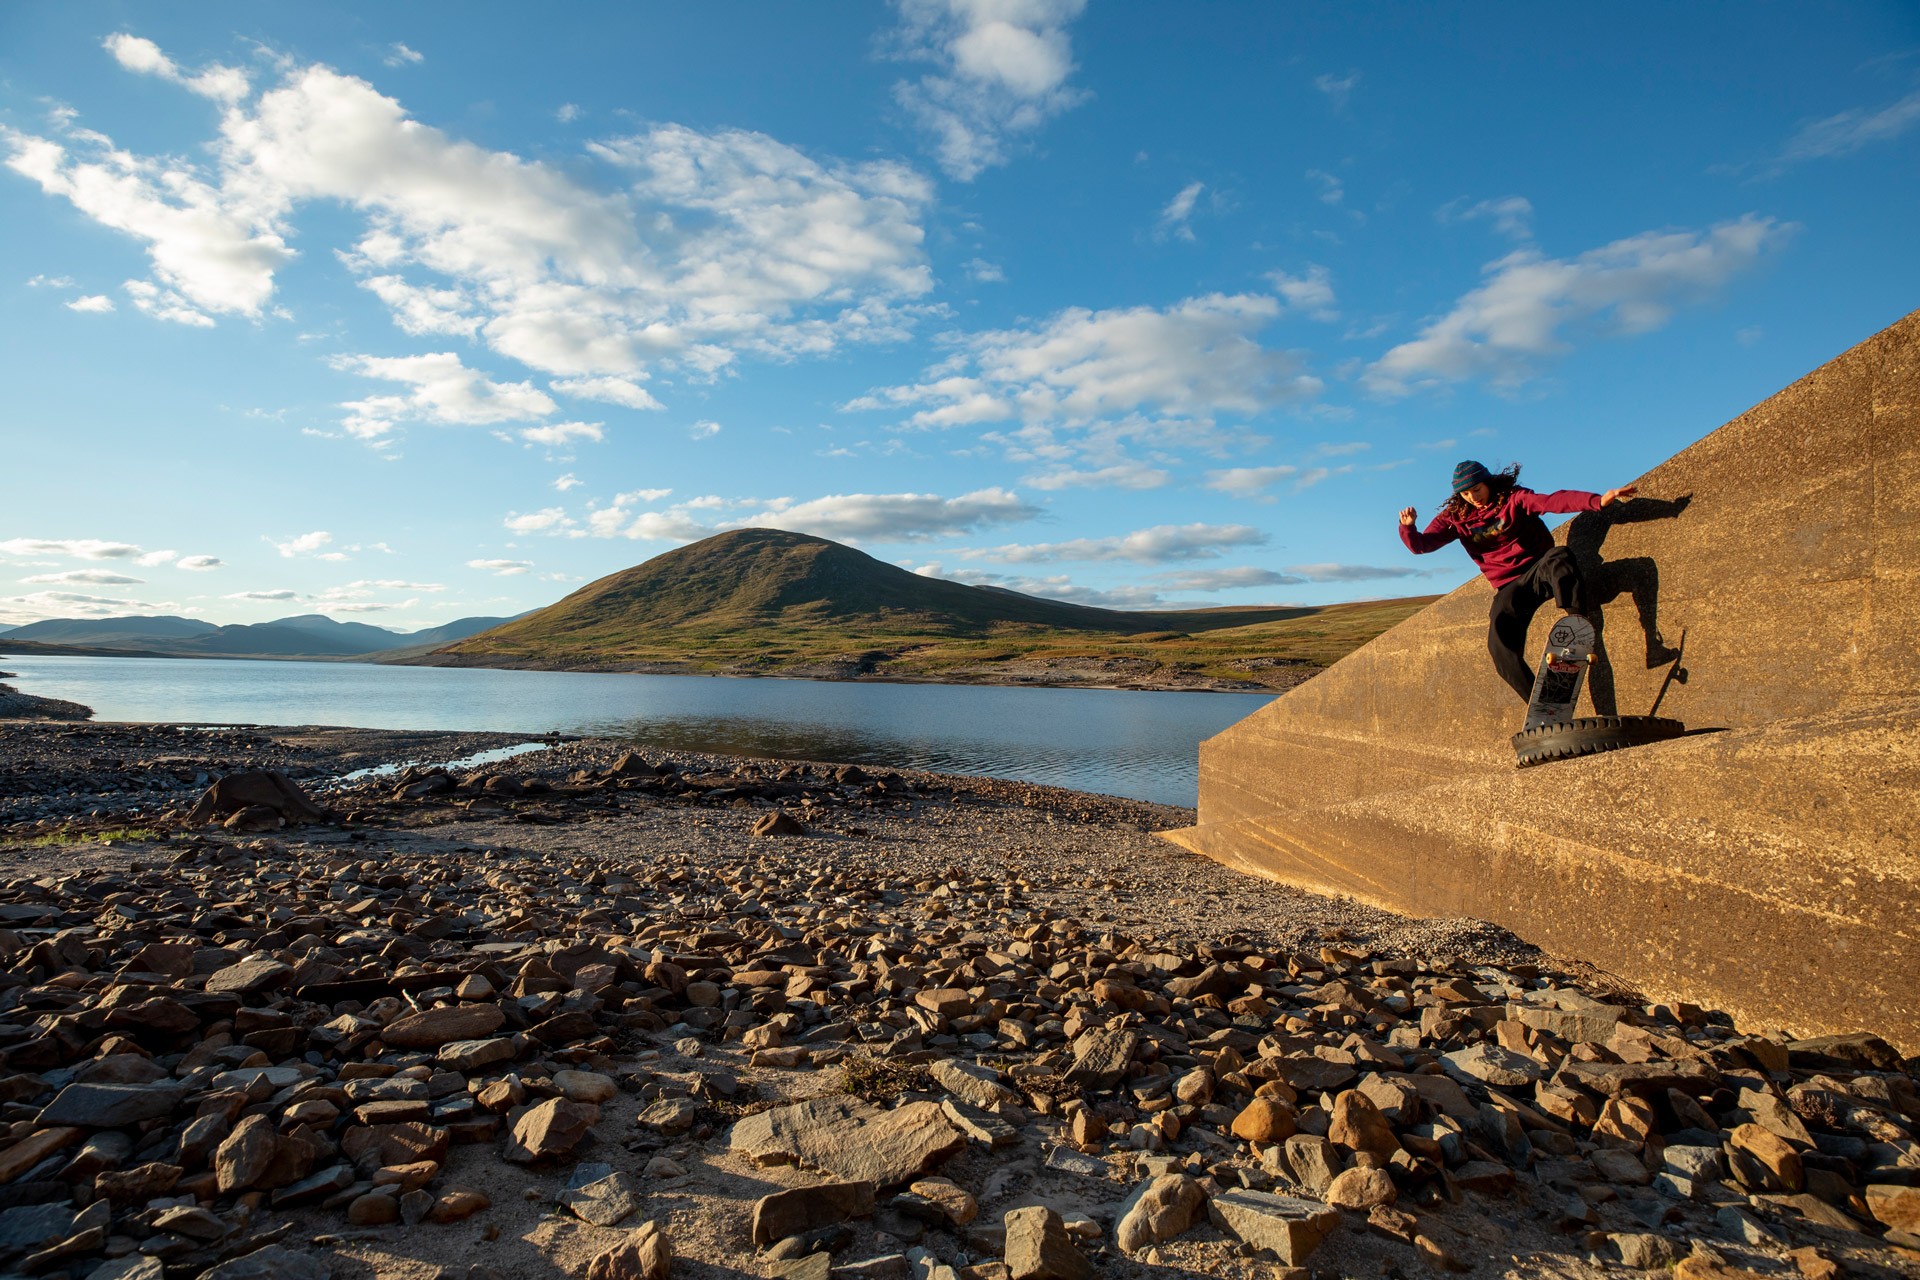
[1518,485,1636,516]
[1398,507,1457,554]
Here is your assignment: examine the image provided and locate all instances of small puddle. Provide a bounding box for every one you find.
[338,741,553,782]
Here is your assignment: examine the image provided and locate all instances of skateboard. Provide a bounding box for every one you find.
[1522,614,1596,732]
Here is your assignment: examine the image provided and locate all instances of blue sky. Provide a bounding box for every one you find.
[3,1,1916,630]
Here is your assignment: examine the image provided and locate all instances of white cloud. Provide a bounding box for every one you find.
[1287,563,1428,582]
[1156,181,1204,242]
[1366,214,1793,395]
[351,578,444,591]
[225,589,299,600]
[520,421,604,447]
[8,41,935,381]
[26,274,74,288]
[103,33,249,104]
[270,530,332,557]
[383,43,424,68]
[591,487,1040,545]
[177,555,223,570]
[504,508,574,533]
[1022,462,1169,491]
[961,523,1266,565]
[889,0,1089,180]
[963,258,1004,283]
[1306,169,1344,206]
[1777,89,1920,165]
[20,569,144,586]
[0,590,173,624]
[65,294,115,313]
[469,559,533,575]
[315,551,350,562]
[332,351,558,443]
[1442,195,1534,241]
[1153,567,1301,591]
[0,537,141,560]
[553,473,583,491]
[911,562,1165,610]
[321,600,412,614]
[688,420,722,440]
[133,549,178,567]
[853,292,1319,429]
[556,103,583,124]
[550,375,663,411]
[1267,266,1337,320]
[1203,464,1339,502]
[1313,71,1359,111]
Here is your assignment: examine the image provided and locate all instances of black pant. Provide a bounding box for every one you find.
[1488,547,1588,701]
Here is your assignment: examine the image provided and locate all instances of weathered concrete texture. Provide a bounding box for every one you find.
[1165,309,1920,1052]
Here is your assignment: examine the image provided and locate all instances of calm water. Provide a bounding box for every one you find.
[1,656,1272,807]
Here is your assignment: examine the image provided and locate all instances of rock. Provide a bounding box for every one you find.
[186,769,328,826]
[637,1097,700,1134]
[198,1245,332,1280]
[1206,1189,1340,1264]
[1614,1232,1686,1269]
[730,1097,966,1186]
[1230,1097,1296,1143]
[753,1181,877,1245]
[772,1257,832,1280]
[1003,1206,1089,1280]
[1514,1004,1622,1045]
[383,1004,506,1049]
[915,989,975,1017]
[1114,1174,1205,1253]
[348,1192,400,1225]
[1867,1183,1920,1234]
[1063,1028,1137,1090]
[930,1059,1018,1109]
[37,1082,182,1127]
[1590,1148,1651,1184]
[428,1188,491,1223]
[214,1114,279,1192]
[85,1259,166,1280]
[1738,1087,1815,1148]
[0,1203,72,1251]
[1327,1090,1400,1159]
[1786,1247,1840,1280]
[204,959,294,995]
[1450,1161,1515,1194]
[552,1070,618,1104]
[1324,1166,1397,1211]
[270,1163,356,1207]
[96,1160,181,1200]
[1280,1135,1340,1196]
[754,810,808,837]
[504,1098,597,1163]
[565,1172,645,1227]
[1728,1123,1803,1192]
[0,1125,82,1180]
[908,1178,978,1226]
[1440,1044,1543,1088]
[942,1098,1019,1148]
[584,1220,671,1280]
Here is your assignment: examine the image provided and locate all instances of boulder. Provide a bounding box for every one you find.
[1207,1189,1340,1264]
[186,770,328,827]
[505,1098,597,1163]
[1114,1174,1206,1253]
[729,1097,965,1186]
[584,1220,670,1280]
[1003,1205,1090,1280]
[752,1181,876,1245]
[382,1004,506,1049]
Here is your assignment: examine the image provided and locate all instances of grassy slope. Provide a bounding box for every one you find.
[435,529,1436,685]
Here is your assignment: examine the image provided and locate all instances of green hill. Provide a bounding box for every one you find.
[427,529,1434,689]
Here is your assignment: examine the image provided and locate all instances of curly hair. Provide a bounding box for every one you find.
[1441,463,1522,519]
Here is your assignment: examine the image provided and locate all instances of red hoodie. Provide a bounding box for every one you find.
[1399,486,1602,588]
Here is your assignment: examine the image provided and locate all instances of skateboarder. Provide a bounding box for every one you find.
[1397,461,1636,701]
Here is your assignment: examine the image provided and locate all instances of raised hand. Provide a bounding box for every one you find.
[1600,485,1638,506]
[1398,506,1416,527]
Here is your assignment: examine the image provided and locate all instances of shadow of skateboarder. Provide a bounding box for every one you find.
[1565,494,1691,716]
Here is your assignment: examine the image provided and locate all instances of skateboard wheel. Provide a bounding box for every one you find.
[1510,715,1685,768]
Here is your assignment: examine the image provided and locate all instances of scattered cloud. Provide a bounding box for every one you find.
[550,375,664,411]
[959,523,1266,565]
[1287,563,1428,582]
[64,294,114,313]
[888,0,1089,181]
[1152,566,1300,591]
[1313,71,1360,111]
[1440,195,1534,241]
[332,352,558,445]
[1775,89,1920,167]
[553,473,583,491]
[1737,325,1763,347]
[555,103,583,124]
[20,569,143,586]
[469,559,533,575]
[7,40,936,384]
[26,274,74,288]
[0,538,142,560]
[503,508,574,533]
[0,590,176,623]
[225,589,299,601]
[1306,169,1344,206]
[963,258,1004,283]
[851,292,1319,430]
[383,43,424,68]
[177,555,224,570]
[909,561,1165,610]
[1366,214,1793,395]
[1267,266,1337,320]
[688,420,722,440]
[351,578,444,591]
[1202,464,1339,501]
[520,421,605,447]
[590,487,1040,545]
[134,549,179,567]
[270,530,333,557]
[1021,462,1169,491]
[1156,181,1204,242]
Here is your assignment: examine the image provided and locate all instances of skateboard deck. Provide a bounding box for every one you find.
[1522,614,1596,731]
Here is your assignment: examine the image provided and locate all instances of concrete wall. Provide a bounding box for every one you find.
[1166,309,1920,1051]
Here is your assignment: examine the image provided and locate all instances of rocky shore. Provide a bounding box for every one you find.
[0,722,1915,1280]
[0,675,93,722]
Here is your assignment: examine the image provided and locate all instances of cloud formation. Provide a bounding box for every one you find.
[960,522,1266,565]
[469,559,533,575]
[1776,89,1920,166]
[0,538,142,560]
[1366,214,1792,394]
[6,40,935,386]
[1156,182,1204,242]
[889,0,1089,181]
[584,487,1040,546]
[20,569,143,586]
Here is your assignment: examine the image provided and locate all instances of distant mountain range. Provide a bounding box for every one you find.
[1,611,524,660]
